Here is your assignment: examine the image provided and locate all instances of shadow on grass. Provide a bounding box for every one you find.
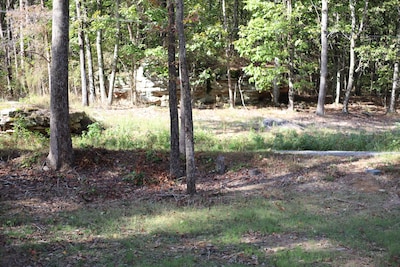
[1,149,400,266]
[0,196,377,267]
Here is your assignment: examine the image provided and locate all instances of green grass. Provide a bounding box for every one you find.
[2,102,400,152]
[72,123,400,152]
[71,114,400,152]
[1,191,399,266]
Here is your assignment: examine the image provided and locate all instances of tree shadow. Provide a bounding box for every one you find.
[1,149,399,266]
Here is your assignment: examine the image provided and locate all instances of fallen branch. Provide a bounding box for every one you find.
[330,197,366,207]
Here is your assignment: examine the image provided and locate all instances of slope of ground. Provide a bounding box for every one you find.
[1,104,400,266]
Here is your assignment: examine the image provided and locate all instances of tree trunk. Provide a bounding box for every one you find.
[342,0,368,113]
[76,0,88,106]
[82,1,95,105]
[286,0,295,111]
[44,29,51,95]
[335,66,341,105]
[96,0,106,104]
[107,0,120,106]
[388,61,399,113]
[19,0,26,94]
[388,8,400,113]
[272,57,280,106]
[334,13,341,106]
[168,0,181,178]
[176,0,196,195]
[126,11,141,105]
[222,0,234,108]
[96,29,107,104]
[1,1,13,97]
[316,0,328,116]
[47,0,73,171]
[179,58,186,155]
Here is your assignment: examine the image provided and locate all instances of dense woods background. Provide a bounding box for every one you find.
[0,0,399,112]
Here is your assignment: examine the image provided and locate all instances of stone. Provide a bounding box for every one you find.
[0,107,95,135]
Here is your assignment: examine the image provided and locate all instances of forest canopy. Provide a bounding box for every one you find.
[0,0,399,111]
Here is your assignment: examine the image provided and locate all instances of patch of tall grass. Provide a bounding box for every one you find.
[3,102,400,152]
[72,121,400,152]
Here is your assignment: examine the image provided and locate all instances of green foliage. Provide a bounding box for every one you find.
[2,190,399,266]
[143,46,168,79]
[79,122,104,147]
[122,171,147,186]
[235,1,287,90]
[3,118,48,152]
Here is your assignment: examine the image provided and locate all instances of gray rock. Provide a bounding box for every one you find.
[365,168,382,175]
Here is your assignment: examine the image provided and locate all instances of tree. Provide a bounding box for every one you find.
[235,0,319,108]
[342,0,368,114]
[222,0,234,108]
[81,1,96,105]
[0,0,13,97]
[107,0,121,106]
[94,0,107,104]
[167,0,181,178]
[285,0,295,111]
[75,0,88,106]
[176,0,196,195]
[47,0,73,170]
[316,0,328,116]
[388,6,400,113]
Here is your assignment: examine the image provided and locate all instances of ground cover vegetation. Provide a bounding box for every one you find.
[1,0,400,266]
[1,104,400,266]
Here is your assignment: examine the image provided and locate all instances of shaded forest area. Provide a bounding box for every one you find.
[0,0,399,112]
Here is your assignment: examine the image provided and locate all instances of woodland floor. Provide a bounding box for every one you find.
[1,101,400,266]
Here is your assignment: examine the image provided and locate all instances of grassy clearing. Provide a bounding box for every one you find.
[73,120,400,152]
[1,103,399,152]
[1,188,399,266]
[67,106,400,152]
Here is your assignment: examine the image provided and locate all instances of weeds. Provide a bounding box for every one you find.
[2,191,399,266]
[122,171,147,185]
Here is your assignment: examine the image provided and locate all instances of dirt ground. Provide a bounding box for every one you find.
[1,103,400,266]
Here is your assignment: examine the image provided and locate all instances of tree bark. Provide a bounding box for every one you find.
[316,0,328,116]
[1,0,13,97]
[176,0,196,195]
[342,0,368,113]
[47,0,73,171]
[107,0,121,106]
[167,0,181,178]
[272,57,280,106]
[82,1,96,105]
[179,60,186,155]
[128,18,142,105]
[76,0,88,106]
[95,0,106,104]
[44,28,51,95]
[286,0,295,111]
[19,0,26,94]
[222,0,234,108]
[388,7,400,113]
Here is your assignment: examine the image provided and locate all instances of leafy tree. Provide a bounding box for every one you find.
[342,0,369,114]
[235,0,319,107]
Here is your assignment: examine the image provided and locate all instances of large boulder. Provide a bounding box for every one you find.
[0,107,95,135]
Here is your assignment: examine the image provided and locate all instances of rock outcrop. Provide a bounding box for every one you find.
[0,107,95,135]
